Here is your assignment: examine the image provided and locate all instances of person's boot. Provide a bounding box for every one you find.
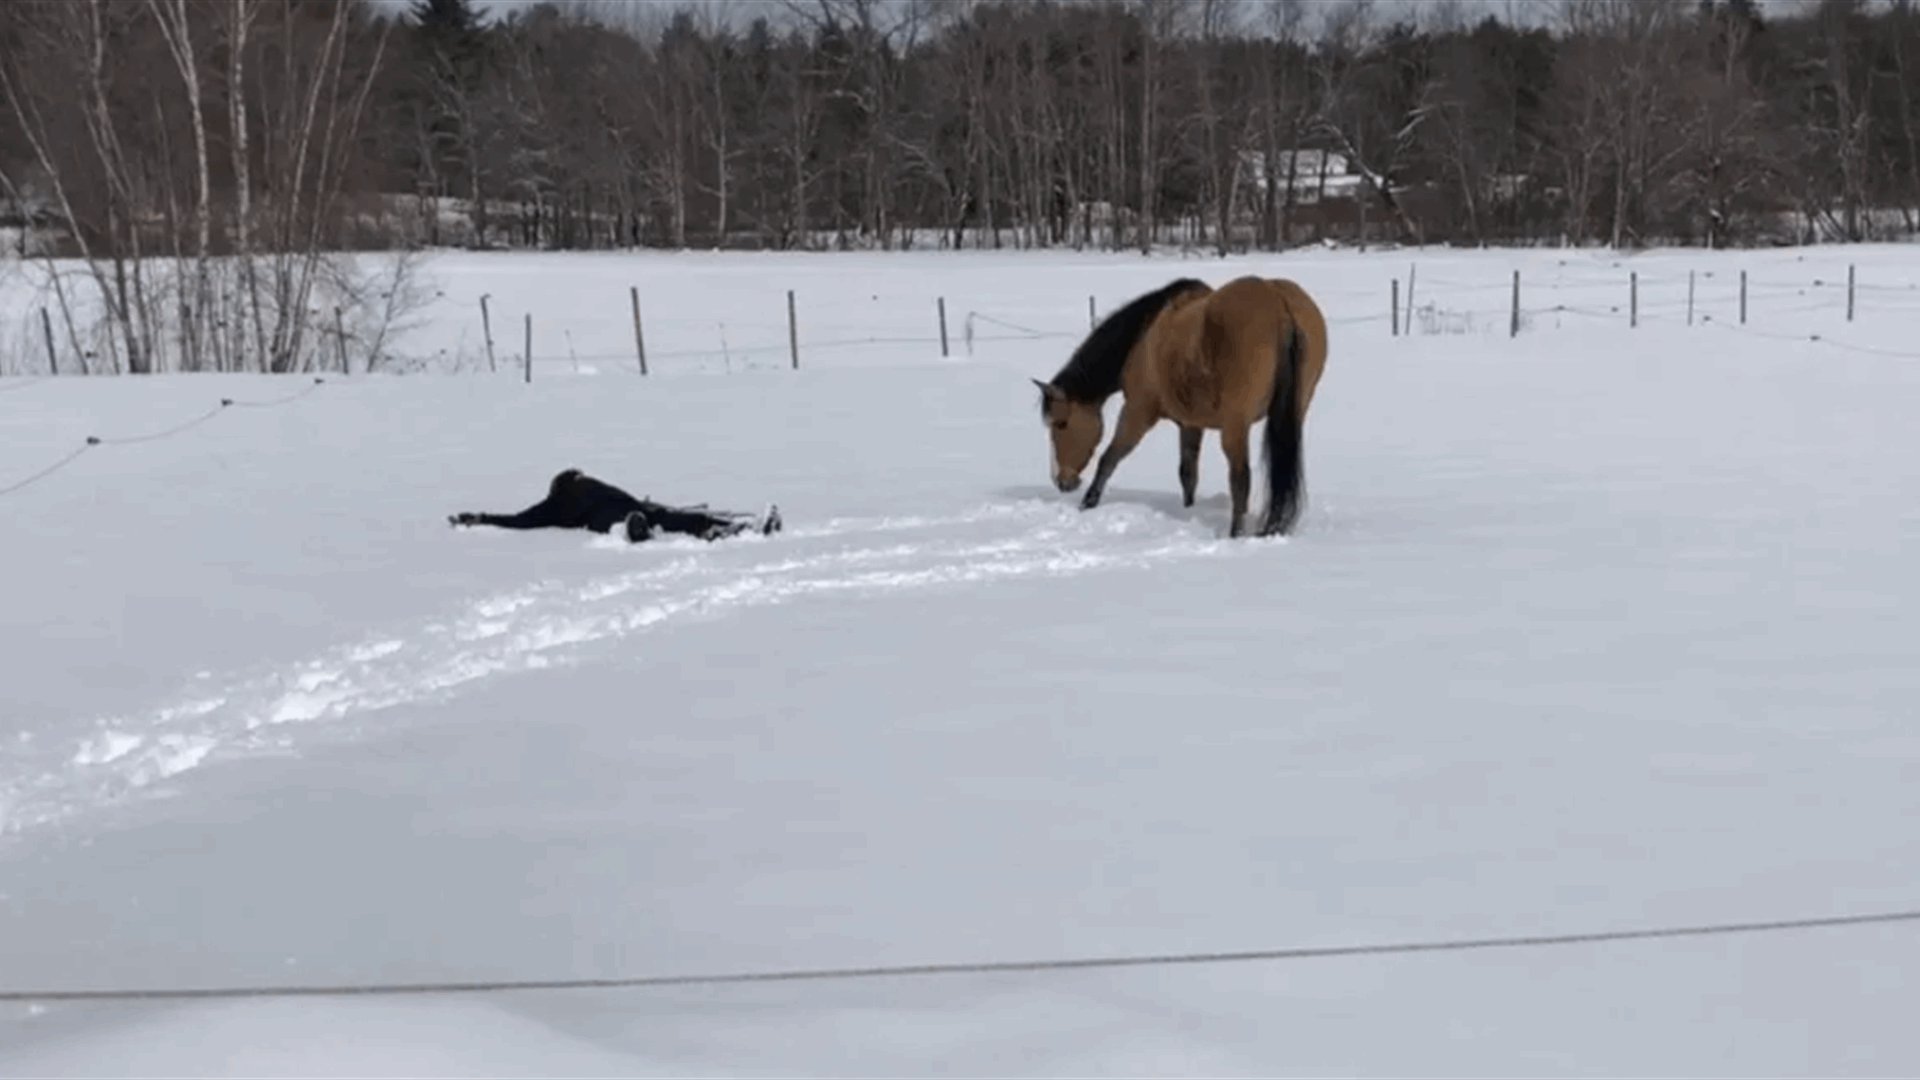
[623,509,656,543]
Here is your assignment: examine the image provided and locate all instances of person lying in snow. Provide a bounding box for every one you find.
[449,468,782,543]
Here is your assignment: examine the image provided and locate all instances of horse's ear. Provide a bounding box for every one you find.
[1031,377,1055,397]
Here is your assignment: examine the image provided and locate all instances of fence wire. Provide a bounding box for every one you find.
[0,375,50,395]
[7,272,1917,502]
[0,377,327,499]
[300,267,1920,373]
[1388,269,1920,361]
[3,905,1916,1005]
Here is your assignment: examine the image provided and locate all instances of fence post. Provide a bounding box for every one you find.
[1687,270,1695,327]
[523,312,532,384]
[479,294,498,373]
[1847,264,1856,322]
[937,297,949,358]
[1740,270,1747,325]
[1391,279,1400,337]
[1509,270,1520,338]
[1088,295,1096,330]
[39,307,58,376]
[629,286,648,376]
[334,306,349,373]
[1630,272,1638,329]
[1406,263,1417,327]
[787,289,799,370]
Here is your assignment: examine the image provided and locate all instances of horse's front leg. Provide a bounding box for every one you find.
[1220,423,1253,537]
[1081,401,1160,511]
[1178,425,1203,508]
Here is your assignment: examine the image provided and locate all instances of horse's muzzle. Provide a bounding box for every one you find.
[1054,475,1082,493]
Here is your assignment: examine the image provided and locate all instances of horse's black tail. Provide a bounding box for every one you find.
[1260,322,1306,536]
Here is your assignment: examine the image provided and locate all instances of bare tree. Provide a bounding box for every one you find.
[8,0,1920,351]
[1,1,159,372]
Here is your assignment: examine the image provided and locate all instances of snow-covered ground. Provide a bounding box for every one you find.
[2,243,1919,1078]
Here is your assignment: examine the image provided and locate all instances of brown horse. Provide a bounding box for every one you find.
[1033,275,1329,538]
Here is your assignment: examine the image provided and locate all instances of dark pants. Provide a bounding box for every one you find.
[451,469,779,543]
[623,499,768,542]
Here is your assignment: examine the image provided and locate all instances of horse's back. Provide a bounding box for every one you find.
[1181,277,1325,421]
[1123,273,1329,428]
[1205,276,1328,422]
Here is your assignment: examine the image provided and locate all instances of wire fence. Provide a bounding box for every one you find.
[1376,258,1920,364]
[3,904,1916,1005]
[7,260,1919,381]
[0,288,1398,502]
[465,289,1516,379]
[0,377,327,499]
[0,374,50,394]
[230,285,1406,382]
[6,261,1918,497]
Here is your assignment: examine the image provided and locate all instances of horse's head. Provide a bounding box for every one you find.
[1033,378,1103,493]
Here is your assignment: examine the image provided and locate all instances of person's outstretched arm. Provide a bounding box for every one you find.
[450,469,592,530]
[449,504,561,529]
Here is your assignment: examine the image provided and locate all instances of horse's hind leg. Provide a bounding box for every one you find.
[1178,425,1202,508]
[1220,423,1254,537]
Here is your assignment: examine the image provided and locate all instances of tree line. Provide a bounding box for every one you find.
[2,0,1918,371]
[9,0,1920,258]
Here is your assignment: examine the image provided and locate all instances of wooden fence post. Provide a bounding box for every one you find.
[1391,279,1400,337]
[39,308,58,376]
[1740,270,1747,325]
[938,297,949,357]
[1509,270,1520,338]
[523,312,532,384]
[1847,264,1856,322]
[479,294,498,373]
[629,286,648,375]
[787,289,799,370]
[1630,272,1638,329]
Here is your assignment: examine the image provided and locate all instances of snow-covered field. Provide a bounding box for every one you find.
[2,242,1920,1078]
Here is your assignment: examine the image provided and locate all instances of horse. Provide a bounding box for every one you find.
[1033,274,1329,538]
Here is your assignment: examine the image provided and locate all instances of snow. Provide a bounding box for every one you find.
[3,242,1920,1078]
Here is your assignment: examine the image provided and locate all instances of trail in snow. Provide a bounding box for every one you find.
[0,499,1272,842]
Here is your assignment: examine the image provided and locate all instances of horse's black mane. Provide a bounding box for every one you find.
[1045,277,1208,409]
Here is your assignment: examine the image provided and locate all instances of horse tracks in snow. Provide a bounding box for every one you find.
[1,499,1277,841]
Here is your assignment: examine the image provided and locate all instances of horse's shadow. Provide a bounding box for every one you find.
[996,484,1235,528]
